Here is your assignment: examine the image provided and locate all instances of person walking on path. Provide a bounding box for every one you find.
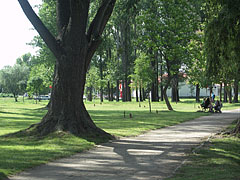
[9,109,240,180]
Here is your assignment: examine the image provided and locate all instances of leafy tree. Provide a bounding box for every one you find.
[133,53,154,91]
[27,76,44,104]
[111,0,139,102]
[136,0,201,110]
[0,64,29,102]
[27,63,53,96]
[187,30,209,102]
[133,52,154,110]
[85,65,100,101]
[18,0,116,138]
[16,53,32,67]
[205,0,240,103]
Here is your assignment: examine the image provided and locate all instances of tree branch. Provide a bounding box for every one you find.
[87,0,116,41]
[56,0,70,38]
[18,0,61,59]
[86,0,116,67]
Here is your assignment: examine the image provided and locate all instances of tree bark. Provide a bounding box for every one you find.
[232,119,240,134]
[110,83,114,101]
[136,86,139,102]
[228,86,232,103]
[99,55,104,103]
[116,80,119,102]
[233,79,239,103]
[139,84,143,102]
[107,81,110,101]
[87,86,93,101]
[163,78,173,111]
[18,0,116,138]
[224,82,228,102]
[220,83,223,102]
[196,84,200,102]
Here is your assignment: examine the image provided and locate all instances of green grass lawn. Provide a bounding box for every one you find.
[0,97,239,179]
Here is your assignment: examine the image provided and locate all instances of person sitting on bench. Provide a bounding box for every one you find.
[214,100,222,113]
[200,97,213,112]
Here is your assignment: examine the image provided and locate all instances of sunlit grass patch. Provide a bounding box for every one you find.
[168,127,240,180]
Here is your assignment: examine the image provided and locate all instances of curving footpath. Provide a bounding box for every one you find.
[9,109,240,180]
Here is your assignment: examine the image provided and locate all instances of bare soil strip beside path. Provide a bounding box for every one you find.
[9,109,240,180]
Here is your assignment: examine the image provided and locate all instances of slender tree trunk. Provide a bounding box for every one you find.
[171,75,179,103]
[14,94,18,102]
[99,55,104,103]
[87,86,93,101]
[136,86,139,102]
[148,96,151,113]
[163,88,173,111]
[220,83,223,102]
[228,86,232,103]
[224,83,228,102]
[107,81,110,101]
[234,79,239,103]
[127,79,131,101]
[196,84,200,102]
[110,84,113,101]
[160,60,164,101]
[163,78,173,111]
[142,88,146,101]
[122,81,126,102]
[151,55,158,102]
[160,84,164,101]
[116,80,120,102]
[139,84,143,102]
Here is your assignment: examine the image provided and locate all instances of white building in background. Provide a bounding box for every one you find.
[131,82,221,98]
[166,82,218,98]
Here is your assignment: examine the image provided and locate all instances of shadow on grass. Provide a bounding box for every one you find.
[88,110,207,137]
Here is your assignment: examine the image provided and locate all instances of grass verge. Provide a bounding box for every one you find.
[167,121,240,180]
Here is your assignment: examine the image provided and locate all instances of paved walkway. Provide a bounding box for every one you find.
[9,109,240,180]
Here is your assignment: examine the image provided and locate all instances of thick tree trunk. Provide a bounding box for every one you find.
[36,56,112,138]
[18,0,116,138]
[196,84,200,102]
